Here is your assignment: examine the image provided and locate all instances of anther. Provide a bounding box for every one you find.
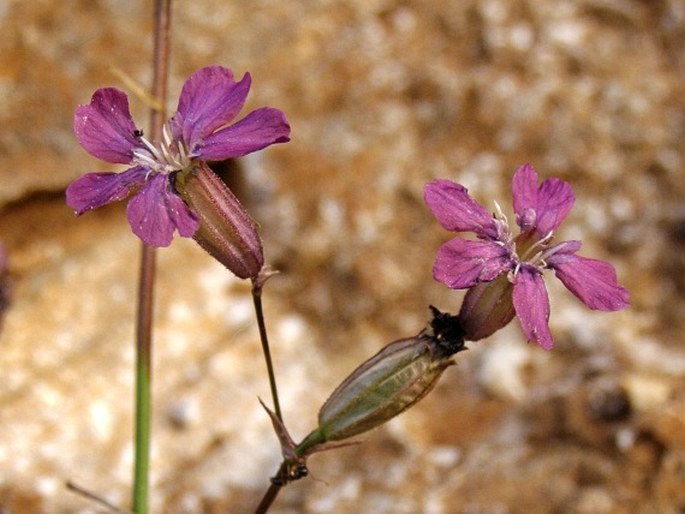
[493,200,509,224]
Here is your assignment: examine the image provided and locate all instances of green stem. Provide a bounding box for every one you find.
[132,1,172,512]
[132,244,153,514]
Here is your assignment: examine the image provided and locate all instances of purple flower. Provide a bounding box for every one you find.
[425,163,630,350]
[67,66,290,247]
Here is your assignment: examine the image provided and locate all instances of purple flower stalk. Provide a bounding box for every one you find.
[67,66,290,248]
[425,163,629,350]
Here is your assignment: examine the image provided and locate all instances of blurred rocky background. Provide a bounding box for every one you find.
[1,0,684,512]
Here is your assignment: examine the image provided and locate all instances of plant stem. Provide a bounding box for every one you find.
[132,1,172,513]
[251,277,283,422]
[66,481,131,514]
[132,243,154,514]
[254,462,287,514]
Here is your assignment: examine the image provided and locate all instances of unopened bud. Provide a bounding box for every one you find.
[458,275,515,341]
[175,163,264,279]
[296,307,466,455]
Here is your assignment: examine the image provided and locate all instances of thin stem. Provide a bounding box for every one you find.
[148,1,172,135]
[66,481,131,514]
[251,278,283,422]
[132,243,154,514]
[131,1,172,513]
[254,462,288,514]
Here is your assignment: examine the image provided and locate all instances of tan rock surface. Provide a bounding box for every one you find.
[1,0,684,513]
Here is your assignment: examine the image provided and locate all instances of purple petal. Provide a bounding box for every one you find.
[424,180,499,239]
[511,163,539,225]
[512,163,575,235]
[433,238,512,289]
[126,174,200,247]
[66,166,148,214]
[74,88,142,164]
[194,107,291,161]
[535,178,575,234]
[512,267,554,350]
[546,239,582,256]
[548,253,630,311]
[171,66,251,148]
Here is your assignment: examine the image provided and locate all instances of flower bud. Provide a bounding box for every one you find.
[458,274,515,341]
[174,162,264,279]
[296,307,466,455]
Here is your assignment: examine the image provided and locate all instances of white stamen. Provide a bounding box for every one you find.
[132,149,158,169]
[493,200,508,224]
[177,143,188,166]
[139,137,165,163]
[131,122,192,176]
[519,231,555,263]
[528,249,547,267]
[507,267,517,283]
[162,123,173,148]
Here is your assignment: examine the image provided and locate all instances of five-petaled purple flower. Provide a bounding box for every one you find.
[425,163,629,350]
[67,66,290,247]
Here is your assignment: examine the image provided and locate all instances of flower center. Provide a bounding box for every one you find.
[490,201,561,280]
[518,231,554,264]
[132,123,192,176]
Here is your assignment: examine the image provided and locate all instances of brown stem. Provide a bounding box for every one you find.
[251,278,283,422]
[148,0,172,138]
[131,1,172,513]
[66,481,131,514]
[253,462,288,514]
